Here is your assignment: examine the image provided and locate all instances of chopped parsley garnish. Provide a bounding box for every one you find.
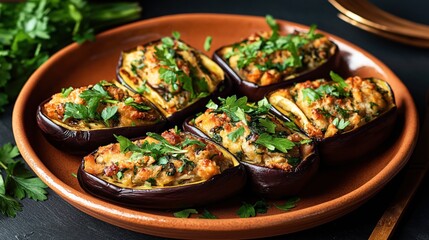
[210,95,297,154]
[255,133,295,153]
[227,126,245,142]
[61,87,73,98]
[200,209,217,219]
[332,117,350,130]
[301,71,350,104]
[204,36,212,51]
[237,199,269,218]
[154,31,210,100]
[274,197,300,211]
[124,97,151,111]
[173,209,198,218]
[115,132,205,174]
[231,15,324,72]
[101,106,118,126]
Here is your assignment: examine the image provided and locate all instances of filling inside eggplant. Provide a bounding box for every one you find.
[268,72,396,140]
[218,15,337,86]
[42,80,163,130]
[118,32,225,117]
[82,128,238,189]
[191,96,314,171]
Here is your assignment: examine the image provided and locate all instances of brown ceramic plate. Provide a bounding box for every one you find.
[12,14,418,239]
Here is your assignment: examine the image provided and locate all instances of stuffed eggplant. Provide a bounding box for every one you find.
[183,96,319,198]
[268,72,397,165]
[213,15,339,101]
[117,33,229,125]
[36,80,166,154]
[77,128,246,209]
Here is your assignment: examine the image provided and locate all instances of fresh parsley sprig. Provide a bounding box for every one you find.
[0,143,48,217]
[207,95,296,153]
[233,15,323,71]
[301,71,350,104]
[115,132,205,173]
[0,0,142,114]
[154,32,210,100]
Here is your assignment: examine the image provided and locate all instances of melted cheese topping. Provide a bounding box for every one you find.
[119,39,225,117]
[83,130,236,189]
[219,31,336,86]
[269,76,395,139]
[43,80,162,130]
[193,110,313,171]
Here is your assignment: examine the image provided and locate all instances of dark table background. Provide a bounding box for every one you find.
[1,0,429,239]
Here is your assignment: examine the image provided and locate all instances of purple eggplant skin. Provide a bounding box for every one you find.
[36,100,167,155]
[212,42,340,102]
[116,46,233,127]
[268,87,398,166]
[77,138,247,209]
[183,116,320,199]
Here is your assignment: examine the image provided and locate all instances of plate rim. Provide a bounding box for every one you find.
[12,13,418,239]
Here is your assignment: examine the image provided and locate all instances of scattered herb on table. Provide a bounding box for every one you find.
[0,0,142,114]
[0,143,49,217]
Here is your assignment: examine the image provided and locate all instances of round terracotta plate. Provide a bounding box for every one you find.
[12,14,418,239]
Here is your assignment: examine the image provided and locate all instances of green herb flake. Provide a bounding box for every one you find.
[255,133,295,153]
[227,126,245,142]
[206,100,218,110]
[332,117,350,130]
[200,209,217,219]
[237,199,269,218]
[116,171,123,180]
[174,209,198,218]
[258,118,276,134]
[61,87,73,98]
[71,173,77,178]
[299,139,312,145]
[237,202,256,218]
[330,71,349,91]
[172,31,181,40]
[101,106,118,126]
[204,36,212,51]
[302,88,320,104]
[274,197,300,211]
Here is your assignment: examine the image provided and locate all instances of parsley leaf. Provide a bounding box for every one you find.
[330,71,349,93]
[204,36,212,51]
[172,31,181,40]
[274,197,300,211]
[174,209,198,218]
[61,87,73,98]
[332,118,350,130]
[237,199,269,218]
[302,88,320,103]
[237,202,256,218]
[200,209,217,219]
[101,106,118,126]
[227,126,245,142]
[0,143,48,217]
[255,133,295,153]
[258,118,276,134]
[63,102,89,121]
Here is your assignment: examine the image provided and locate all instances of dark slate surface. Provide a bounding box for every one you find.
[1,0,429,239]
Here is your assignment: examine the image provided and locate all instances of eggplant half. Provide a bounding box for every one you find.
[77,129,246,209]
[117,35,230,125]
[213,16,339,101]
[183,96,319,199]
[268,74,397,165]
[36,80,166,155]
